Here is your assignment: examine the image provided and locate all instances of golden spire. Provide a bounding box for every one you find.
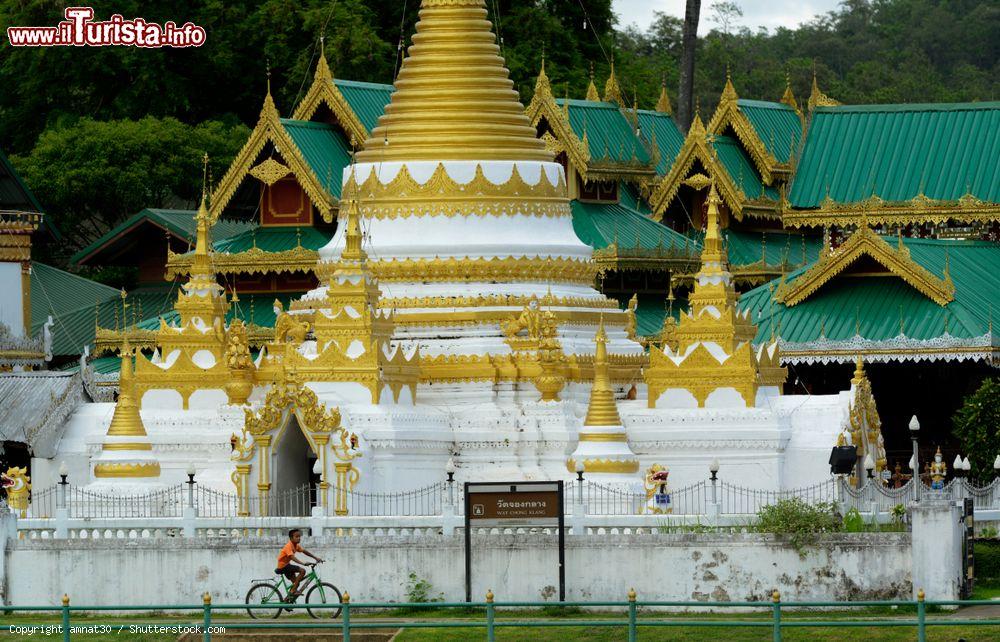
[603,55,624,106]
[535,55,551,96]
[700,182,728,267]
[355,0,550,163]
[315,38,332,83]
[341,197,367,262]
[586,62,600,101]
[720,66,738,104]
[584,320,622,427]
[655,75,672,114]
[780,73,798,111]
[851,355,866,385]
[188,192,214,284]
[807,68,840,111]
[107,337,147,437]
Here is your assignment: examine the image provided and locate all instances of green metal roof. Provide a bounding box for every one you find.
[737,99,802,164]
[334,79,393,134]
[740,237,1000,345]
[724,229,823,268]
[712,135,779,201]
[619,182,652,215]
[71,208,253,265]
[636,110,685,174]
[790,103,1000,207]
[29,264,177,357]
[558,99,652,165]
[571,200,698,253]
[280,119,352,198]
[214,225,332,254]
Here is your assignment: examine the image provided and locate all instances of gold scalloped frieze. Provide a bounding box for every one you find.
[342,162,570,220]
[418,351,645,385]
[93,462,161,478]
[166,245,319,279]
[782,192,999,228]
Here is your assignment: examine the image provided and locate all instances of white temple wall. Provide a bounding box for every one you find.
[704,387,747,408]
[0,261,25,336]
[779,393,851,489]
[5,533,911,605]
[654,388,699,408]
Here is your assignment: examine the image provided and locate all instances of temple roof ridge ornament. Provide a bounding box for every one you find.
[655,75,672,115]
[773,225,956,307]
[807,69,841,111]
[292,45,369,143]
[583,320,623,427]
[586,62,600,101]
[603,55,625,107]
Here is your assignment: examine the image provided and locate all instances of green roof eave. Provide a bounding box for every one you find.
[557,98,654,167]
[279,119,352,199]
[333,79,393,134]
[736,99,802,164]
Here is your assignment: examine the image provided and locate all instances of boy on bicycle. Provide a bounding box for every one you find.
[276,528,324,599]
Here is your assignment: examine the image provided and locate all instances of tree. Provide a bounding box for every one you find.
[12,117,249,258]
[709,1,743,36]
[952,378,1000,482]
[677,0,702,131]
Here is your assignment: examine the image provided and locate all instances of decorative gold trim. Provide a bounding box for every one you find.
[774,225,955,307]
[369,293,621,311]
[101,442,153,451]
[592,242,701,274]
[249,158,291,186]
[706,73,793,184]
[524,64,654,183]
[291,50,370,143]
[93,462,161,478]
[209,91,335,223]
[166,245,318,279]
[648,115,779,222]
[782,192,1000,228]
[359,255,597,285]
[344,162,570,220]
[418,351,645,385]
[565,458,639,473]
[578,432,627,442]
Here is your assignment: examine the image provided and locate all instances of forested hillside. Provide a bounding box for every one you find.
[1,0,996,263]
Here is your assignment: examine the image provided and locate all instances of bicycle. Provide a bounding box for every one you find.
[245,561,343,619]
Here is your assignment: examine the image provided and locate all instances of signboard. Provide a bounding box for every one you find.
[464,481,565,602]
[654,492,671,510]
[466,484,561,527]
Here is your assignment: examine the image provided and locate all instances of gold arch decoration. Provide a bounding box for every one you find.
[291,50,370,143]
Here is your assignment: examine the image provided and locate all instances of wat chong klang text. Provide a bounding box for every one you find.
[7,7,206,48]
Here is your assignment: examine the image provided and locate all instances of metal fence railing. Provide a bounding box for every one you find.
[21,477,1000,521]
[9,591,999,642]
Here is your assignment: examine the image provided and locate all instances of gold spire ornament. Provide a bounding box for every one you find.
[583,321,622,427]
[586,62,600,101]
[603,55,625,106]
[655,76,672,114]
[107,338,147,438]
[354,0,551,163]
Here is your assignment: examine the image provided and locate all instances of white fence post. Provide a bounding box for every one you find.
[910,498,963,601]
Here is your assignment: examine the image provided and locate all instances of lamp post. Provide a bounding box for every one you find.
[709,458,720,507]
[909,415,921,501]
[575,460,585,507]
[57,461,68,510]
[953,455,965,480]
[994,454,1000,479]
[186,464,196,509]
[445,457,456,507]
[864,453,875,481]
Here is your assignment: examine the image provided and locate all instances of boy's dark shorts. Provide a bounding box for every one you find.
[275,564,303,579]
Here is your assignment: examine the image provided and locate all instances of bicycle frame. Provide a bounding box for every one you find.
[269,566,326,602]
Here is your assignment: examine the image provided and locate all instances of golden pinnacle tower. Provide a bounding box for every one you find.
[644,183,786,408]
[567,320,640,475]
[322,0,645,404]
[355,0,550,163]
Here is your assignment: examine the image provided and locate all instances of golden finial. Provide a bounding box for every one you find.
[655,74,672,114]
[296,226,302,248]
[107,331,147,437]
[266,59,272,96]
[851,355,865,384]
[249,294,255,326]
[721,65,738,103]
[780,73,798,111]
[201,152,209,200]
[251,228,257,250]
[341,197,367,262]
[586,62,599,101]
[584,317,622,427]
[603,53,624,106]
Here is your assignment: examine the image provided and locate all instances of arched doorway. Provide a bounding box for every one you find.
[269,415,317,516]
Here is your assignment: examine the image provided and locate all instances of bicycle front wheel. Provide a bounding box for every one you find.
[246,582,284,619]
[305,582,343,619]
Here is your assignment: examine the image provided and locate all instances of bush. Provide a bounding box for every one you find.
[755,499,842,556]
[976,540,1000,582]
[952,378,1000,481]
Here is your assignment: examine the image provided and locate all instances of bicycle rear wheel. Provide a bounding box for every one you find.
[305,582,343,619]
[246,582,284,619]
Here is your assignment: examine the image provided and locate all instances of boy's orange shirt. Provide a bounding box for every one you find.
[277,541,303,568]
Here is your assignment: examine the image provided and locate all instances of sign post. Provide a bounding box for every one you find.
[464,481,565,602]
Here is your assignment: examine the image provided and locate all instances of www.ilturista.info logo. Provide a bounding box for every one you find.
[7,7,206,48]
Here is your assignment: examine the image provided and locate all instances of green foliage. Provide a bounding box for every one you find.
[976,540,1000,581]
[890,504,907,526]
[11,117,248,256]
[406,572,444,604]
[981,525,999,538]
[755,499,841,555]
[842,507,866,533]
[952,378,1000,482]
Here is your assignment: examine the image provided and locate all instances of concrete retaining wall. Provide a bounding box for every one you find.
[5,532,911,606]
